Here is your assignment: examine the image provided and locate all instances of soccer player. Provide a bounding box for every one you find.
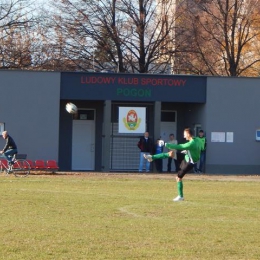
[143,128,202,201]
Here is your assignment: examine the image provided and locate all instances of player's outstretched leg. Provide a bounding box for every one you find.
[144,152,172,162]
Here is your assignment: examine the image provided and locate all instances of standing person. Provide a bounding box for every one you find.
[0,131,18,165]
[154,139,163,173]
[143,128,201,201]
[137,131,153,172]
[194,130,207,173]
[167,133,179,173]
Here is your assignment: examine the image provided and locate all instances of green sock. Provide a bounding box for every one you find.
[152,152,170,160]
[177,181,183,197]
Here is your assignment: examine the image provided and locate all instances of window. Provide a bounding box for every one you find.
[73,110,95,120]
[161,111,175,122]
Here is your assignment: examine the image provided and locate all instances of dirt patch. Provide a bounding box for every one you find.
[28,171,260,182]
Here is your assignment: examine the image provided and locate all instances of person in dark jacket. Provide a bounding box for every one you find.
[0,131,18,165]
[137,131,153,172]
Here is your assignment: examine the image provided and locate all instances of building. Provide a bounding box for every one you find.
[1,70,260,174]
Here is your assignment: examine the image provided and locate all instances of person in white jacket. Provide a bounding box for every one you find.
[167,134,179,173]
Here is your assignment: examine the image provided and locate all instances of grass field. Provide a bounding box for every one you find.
[0,173,259,260]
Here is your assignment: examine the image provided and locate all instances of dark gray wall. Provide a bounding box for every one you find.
[205,77,260,174]
[0,71,60,162]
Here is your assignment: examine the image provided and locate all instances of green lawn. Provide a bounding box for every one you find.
[0,174,259,260]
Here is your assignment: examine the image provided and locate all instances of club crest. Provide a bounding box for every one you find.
[123,109,141,130]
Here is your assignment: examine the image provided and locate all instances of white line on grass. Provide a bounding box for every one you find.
[118,205,161,219]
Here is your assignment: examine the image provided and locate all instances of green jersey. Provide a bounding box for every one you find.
[199,136,206,151]
[165,137,202,163]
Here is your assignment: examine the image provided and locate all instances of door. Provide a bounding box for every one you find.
[160,122,177,172]
[160,110,177,172]
[72,120,95,170]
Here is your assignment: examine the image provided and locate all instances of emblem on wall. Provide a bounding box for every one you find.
[123,110,141,130]
[119,107,146,133]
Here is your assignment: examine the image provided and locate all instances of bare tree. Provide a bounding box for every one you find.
[0,0,45,69]
[176,0,260,76]
[46,0,184,73]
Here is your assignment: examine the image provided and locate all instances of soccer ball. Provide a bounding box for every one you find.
[158,140,164,147]
[66,102,78,114]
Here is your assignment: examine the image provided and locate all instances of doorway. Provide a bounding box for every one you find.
[160,110,177,172]
[72,110,95,170]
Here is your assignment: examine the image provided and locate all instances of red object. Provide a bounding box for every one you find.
[35,160,46,170]
[25,160,35,169]
[46,160,59,170]
[0,159,8,169]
